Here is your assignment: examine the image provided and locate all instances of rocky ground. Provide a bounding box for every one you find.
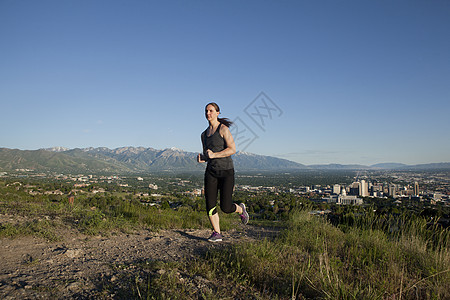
[0,224,279,299]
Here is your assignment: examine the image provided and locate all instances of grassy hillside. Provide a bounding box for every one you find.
[0,182,448,299]
[0,148,129,173]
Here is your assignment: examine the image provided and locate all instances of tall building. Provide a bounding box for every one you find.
[389,184,397,197]
[414,182,419,196]
[333,184,341,194]
[360,180,369,197]
[350,182,360,195]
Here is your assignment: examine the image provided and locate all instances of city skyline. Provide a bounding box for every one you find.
[1,1,449,165]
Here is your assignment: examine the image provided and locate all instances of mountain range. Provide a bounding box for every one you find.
[0,147,449,174]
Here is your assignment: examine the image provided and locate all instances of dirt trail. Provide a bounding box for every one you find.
[0,225,278,299]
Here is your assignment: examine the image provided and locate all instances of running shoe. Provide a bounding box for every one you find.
[207,231,223,242]
[239,203,249,225]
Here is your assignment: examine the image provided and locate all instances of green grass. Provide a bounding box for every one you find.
[0,186,238,238]
[0,218,61,241]
[139,209,448,299]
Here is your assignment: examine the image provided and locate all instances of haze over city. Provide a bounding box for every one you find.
[1,0,449,166]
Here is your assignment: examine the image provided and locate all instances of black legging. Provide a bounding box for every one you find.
[204,168,235,216]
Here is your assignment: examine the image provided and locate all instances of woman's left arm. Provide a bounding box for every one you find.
[206,126,236,159]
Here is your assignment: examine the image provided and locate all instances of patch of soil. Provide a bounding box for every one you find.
[0,225,279,299]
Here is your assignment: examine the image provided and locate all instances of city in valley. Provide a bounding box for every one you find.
[2,169,449,222]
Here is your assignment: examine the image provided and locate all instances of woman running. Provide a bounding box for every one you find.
[197,102,249,242]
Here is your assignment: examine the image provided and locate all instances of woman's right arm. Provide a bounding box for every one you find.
[198,132,207,163]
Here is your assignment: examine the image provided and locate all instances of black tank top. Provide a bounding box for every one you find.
[202,123,234,171]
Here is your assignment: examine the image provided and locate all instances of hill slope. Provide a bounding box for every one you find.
[0,148,127,173]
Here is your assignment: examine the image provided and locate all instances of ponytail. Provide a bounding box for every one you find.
[218,117,233,127]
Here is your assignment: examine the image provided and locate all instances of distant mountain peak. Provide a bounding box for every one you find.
[168,147,182,152]
[41,147,70,152]
[370,162,408,169]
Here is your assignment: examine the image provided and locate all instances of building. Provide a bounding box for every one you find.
[324,195,338,203]
[360,180,368,197]
[371,183,384,197]
[414,182,419,196]
[339,188,362,204]
[389,184,397,197]
[325,187,363,205]
[333,184,341,194]
[349,182,360,195]
[338,195,363,205]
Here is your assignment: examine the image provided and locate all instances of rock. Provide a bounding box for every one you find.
[67,282,80,291]
[65,249,82,258]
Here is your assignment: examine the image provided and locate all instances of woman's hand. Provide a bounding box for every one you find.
[197,150,215,162]
[197,153,206,163]
[206,149,215,159]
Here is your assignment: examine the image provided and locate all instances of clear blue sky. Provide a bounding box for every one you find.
[1,0,449,165]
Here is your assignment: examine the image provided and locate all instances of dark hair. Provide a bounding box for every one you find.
[205,102,233,127]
